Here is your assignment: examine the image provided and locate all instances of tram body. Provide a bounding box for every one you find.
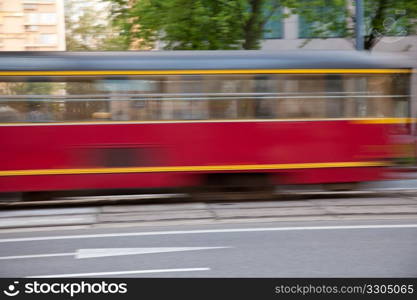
[0,51,413,195]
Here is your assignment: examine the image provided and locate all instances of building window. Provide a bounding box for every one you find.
[263,8,283,39]
[23,3,37,10]
[39,13,56,25]
[27,13,57,25]
[298,0,347,38]
[39,34,57,45]
[23,0,55,2]
[25,25,38,31]
[27,13,39,24]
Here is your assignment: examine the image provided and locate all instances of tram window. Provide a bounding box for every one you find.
[210,99,238,119]
[101,78,159,121]
[0,72,411,123]
[325,75,344,118]
[277,75,327,119]
[392,74,410,118]
[198,75,272,120]
[163,76,208,120]
[180,76,208,120]
[0,103,22,122]
[75,101,110,121]
[394,100,408,117]
[0,81,63,122]
[204,77,239,119]
[354,74,410,118]
[254,76,277,119]
[26,102,53,122]
[99,78,163,121]
[392,74,409,95]
[305,76,325,117]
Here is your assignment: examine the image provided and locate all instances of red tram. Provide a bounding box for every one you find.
[0,51,414,198]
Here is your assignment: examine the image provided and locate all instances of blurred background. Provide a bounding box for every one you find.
[0,0,415,53]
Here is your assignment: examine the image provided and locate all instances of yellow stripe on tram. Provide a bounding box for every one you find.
[0,117,415,126]
[351,118,416,124]
[0,161,389,177]
[0,69,412,76]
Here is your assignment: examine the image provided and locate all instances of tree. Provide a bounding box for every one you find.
[106,0,295,50]
[65,0,128,51]
[64,0,129,121]
[362,0,417,49]
[293,0,417,50]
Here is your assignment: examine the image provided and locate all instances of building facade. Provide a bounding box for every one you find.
[0,0,65,51]
[261,7,417,58]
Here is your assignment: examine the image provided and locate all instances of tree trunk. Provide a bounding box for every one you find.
[364,0,388,50]
[242,0,265,49]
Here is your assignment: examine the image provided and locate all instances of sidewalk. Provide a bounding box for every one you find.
[1,196,417,230]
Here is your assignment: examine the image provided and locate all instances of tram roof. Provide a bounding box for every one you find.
[0,50,410,71]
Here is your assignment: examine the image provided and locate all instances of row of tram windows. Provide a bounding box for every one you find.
[0,73,410,123]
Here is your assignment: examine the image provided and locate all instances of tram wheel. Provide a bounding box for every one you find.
[22,192,54,201]
[322,182,360,191]
[189,173,275,201]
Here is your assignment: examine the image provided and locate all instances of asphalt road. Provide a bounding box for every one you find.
[0,219,416,277]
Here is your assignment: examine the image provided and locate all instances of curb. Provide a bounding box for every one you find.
[0,194,416,230]
[0,189,416,210]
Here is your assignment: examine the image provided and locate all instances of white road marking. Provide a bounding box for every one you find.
[0,247,228,260]
[0,252,73,260]
[75,246,229,259]
[26,267,210,278]
[0,224,416,244]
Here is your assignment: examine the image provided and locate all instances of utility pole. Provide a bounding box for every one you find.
[355,0,364,50]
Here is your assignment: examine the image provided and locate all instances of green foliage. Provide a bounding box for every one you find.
[295,0,348,39]
[106,0,294,50]
[141,0,244,49]
[362,0,417,49]
[104,0,417,51]
[294,0,417,49]
[65,0,128,51]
